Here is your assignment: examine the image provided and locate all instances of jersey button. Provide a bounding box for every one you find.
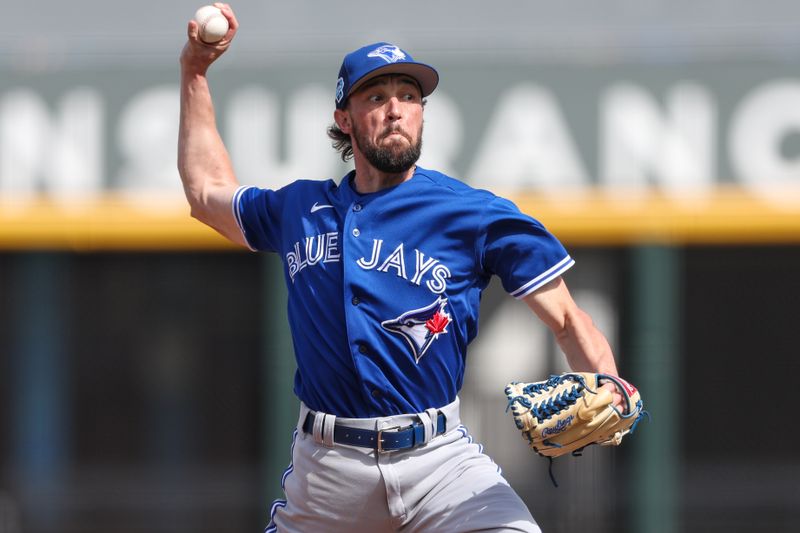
[353,203,362,212]
[371,389,381,398]
[352,228,360,237]
[351,296,361,306]
[358,344,369,354]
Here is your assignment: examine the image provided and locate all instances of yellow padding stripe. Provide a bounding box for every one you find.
[1,188,799,250]
[0,194,238,251]
[512,186,800,245]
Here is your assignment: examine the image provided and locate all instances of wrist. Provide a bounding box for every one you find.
[181,62,209,79]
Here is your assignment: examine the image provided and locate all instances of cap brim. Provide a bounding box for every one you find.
[348,63,439,100]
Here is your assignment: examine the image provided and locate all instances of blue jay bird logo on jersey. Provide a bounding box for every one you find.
[381,297,451,363]
[367,44,406,63]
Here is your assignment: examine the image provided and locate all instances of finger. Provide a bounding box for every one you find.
[613,391,626,412]
[187,19,199,41]
[217,3,239,33]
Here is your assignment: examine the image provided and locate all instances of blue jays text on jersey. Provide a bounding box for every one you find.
[284,232,452,294]
[233,167,574,418]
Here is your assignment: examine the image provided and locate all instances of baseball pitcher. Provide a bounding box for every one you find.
[179,4,642,532]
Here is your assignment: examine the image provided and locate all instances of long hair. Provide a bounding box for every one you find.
[327,123,354,162]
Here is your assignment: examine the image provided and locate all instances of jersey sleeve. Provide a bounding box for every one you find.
[478,196,574,299]
[232,185,285,252]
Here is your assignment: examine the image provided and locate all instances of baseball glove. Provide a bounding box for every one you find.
[505,373,645,459]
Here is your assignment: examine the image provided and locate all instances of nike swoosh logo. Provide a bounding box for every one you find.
[310,202,334,213]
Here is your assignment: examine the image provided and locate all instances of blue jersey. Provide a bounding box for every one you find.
[234,167,574,418]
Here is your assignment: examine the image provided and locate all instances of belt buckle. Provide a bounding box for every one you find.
[376,425,402,454]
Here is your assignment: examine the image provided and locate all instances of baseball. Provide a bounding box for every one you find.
[194,5,229,44]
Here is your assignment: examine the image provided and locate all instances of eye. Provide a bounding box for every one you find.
[368,94,384,103]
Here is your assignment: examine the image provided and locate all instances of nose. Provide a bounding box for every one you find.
[386,96,402,121]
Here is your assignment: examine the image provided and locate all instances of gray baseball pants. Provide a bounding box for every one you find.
[265,397,541,532]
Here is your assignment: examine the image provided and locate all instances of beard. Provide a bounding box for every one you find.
[352,123,422,174]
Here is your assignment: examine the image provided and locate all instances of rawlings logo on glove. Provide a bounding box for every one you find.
[505,373,646,459]
[540,415,575,438]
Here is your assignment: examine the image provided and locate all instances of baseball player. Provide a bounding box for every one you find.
[179,4,625,532]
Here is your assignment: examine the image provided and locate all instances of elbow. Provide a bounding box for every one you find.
[179,174,210,224]
[188,202,204,222]
[188,200,211,226]
[554,306,590,342]
[181,181,208,223]
[553,320,571,345]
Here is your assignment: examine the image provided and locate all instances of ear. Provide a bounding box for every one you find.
[334,109,352,134]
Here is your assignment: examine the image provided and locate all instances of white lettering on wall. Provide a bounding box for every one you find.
[600,82,715,200]
[417,91,462,178]
[469,84,589,194]
[0,76,799,212]
[226,84,342,190]
[116,85,181,194]
[0,87,102,202]
[730,80,800,207]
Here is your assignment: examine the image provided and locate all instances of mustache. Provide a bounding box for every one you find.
[381,126,412,142]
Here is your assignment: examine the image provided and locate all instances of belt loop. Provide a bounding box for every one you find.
[322,414,336,448]
[297,403,311,439]
[417,411,433,444]
[425,408,439,437]
[442,396,461,433]
[312,411,325,445]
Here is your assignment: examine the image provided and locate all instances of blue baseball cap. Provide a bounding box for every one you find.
[335,42,439,109]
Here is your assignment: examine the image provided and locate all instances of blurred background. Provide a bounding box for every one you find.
[2,1,799,531]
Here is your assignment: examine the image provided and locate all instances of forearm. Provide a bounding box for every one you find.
[523,277,619,376]
[178,67,238,223]
[553,307,618,375]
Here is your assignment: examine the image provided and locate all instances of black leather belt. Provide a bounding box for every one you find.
[302,412,447,452]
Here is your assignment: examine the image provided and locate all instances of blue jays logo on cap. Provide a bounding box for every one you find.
[381,297,451,363]
[367,44,407,63]
[335,77,345,104]
[335,41,439,109]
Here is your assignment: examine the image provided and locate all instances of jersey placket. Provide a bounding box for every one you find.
[340,198,386,411]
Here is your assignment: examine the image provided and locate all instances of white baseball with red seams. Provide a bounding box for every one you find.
[193,5,228,43]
